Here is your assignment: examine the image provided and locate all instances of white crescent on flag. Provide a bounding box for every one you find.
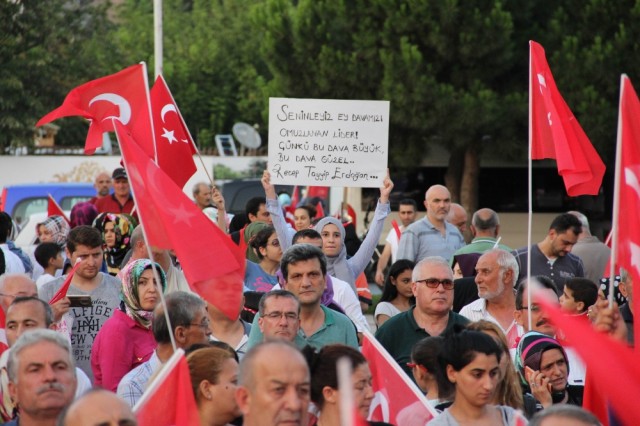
[88,93,132,124]
[160,103,177,122]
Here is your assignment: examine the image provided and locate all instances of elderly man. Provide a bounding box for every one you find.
[236,341,310,426]
[446,202,468,236]
[397,185,465,263]
[246,245,358,350]
[460,249,523,348]
[0,274,38,349]
[5,329,77,426]
[257,290,301,343]
[0,297,91,421]
[514,213,585,294]
[89,172,112,204]
[375,256,469,378]
[117,291,211,407]
[62,388,137,426]
[94,167,135,214]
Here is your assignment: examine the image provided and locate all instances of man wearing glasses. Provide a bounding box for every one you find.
[257,290,300,343]
[375,256,469,379]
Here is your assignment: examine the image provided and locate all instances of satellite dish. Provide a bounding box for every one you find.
[232,122,262,149]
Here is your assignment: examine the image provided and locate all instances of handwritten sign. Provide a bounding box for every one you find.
[268,98,389,187]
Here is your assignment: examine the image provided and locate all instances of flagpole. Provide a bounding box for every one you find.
[154,0,163,79]
[527,41,534,331]
[337,357,355,426]
[114,119,177,352]
[608,74,625,306]
[140,62,159,163]
[133,348,184,412]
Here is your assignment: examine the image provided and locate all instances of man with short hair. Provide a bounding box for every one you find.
[451,208,513,277]
[257,290,301,343]
[62,388,137,426]
[192,182,214,210]
[0,297,91,421]
[94,167,135,214]
[6,329,77,426]
[236,341,310,426]
[375,199,418,286]
[117,291,210,407]
[376,256,469,378]
[529,404,602,426]
[246,245,358,350]
[39,226,121,381]
[513,213,585,294]
[446,202,468,235]
[560,278,599,316]
[460,249,523,348]
[567,211,610,284]
[397,185,465,263]
[89,172,112,205]
[0,274,38,348]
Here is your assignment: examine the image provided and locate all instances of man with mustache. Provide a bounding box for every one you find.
[5,329,77,426]
[397,185,465,264]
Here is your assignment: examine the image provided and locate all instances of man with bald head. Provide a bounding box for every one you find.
[62,388,137,426]
[89,172,112,205]
[236,341,310,426]
[446,202,468,236]
[397,185,465,263]
[451,208,513,277]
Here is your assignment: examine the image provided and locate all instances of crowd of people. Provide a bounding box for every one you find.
[0,165,629,426]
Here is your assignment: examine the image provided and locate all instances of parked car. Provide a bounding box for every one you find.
[0,183,95,225]
[219,179,293,216]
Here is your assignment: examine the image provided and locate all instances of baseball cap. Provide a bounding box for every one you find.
[112,168,127,180]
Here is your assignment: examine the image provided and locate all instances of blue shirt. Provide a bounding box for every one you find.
[397,217,465,263]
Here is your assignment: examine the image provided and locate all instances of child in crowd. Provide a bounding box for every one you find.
[34,242,64,288]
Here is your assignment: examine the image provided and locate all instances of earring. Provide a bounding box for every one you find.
[206,393,212,400]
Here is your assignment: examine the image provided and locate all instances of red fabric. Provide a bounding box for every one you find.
[290,185,299,209]
[135,352,199,426]
[529,41,605,196]
[617,75,640,349]
[49,261,81,305]
[534,292,640,426]
[150,75,197,189]
[391,219,402,241]
[360,331,435,425]
[315,201,325,219]
[307,186,329,200]
[37,64,154,157]
[47,195,70,224]
[94,194,135,214]
[116,121,244,320]
[583,370,610,426]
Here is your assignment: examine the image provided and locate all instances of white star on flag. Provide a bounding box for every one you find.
[161,127,177,144]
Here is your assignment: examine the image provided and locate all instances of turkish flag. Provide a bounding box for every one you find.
[47,195,70,224]
[36,64,155,157]
[134,350,199,426]
[616,75,640,349]
[116,121,244,320]
[49,261,82,305]
[534,290,640,426]
[529,41,605,196]
[150,75,197,188]
[360,331,436,425]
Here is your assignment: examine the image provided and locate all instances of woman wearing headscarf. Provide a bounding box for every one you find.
[70,201,98,228]
[262,170,393,290]
[36,215,70,247]
[93,212,135,276]
[243,221,270,263]
[91,259,166,391]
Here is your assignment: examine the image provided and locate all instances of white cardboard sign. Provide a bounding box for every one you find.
[268,97,389,187]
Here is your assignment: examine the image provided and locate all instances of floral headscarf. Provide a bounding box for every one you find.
[36,215,70,247]
[118,259,167,328]
[93,213,135,275]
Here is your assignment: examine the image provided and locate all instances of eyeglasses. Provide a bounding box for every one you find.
[268,239,280,247]
[518,305,541,312]
[414,278,454,290]
[188,318,211,329]
[262,311,299,321]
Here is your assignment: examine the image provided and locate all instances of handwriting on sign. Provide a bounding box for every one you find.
[268,98,389,188]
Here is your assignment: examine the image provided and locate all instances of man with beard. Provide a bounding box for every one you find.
[513,213,585,294]
[397,185,465,263]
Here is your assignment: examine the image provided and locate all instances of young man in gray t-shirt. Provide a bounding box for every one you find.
[39,226,121,381]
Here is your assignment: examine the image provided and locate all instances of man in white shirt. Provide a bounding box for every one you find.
[375,199,418,286]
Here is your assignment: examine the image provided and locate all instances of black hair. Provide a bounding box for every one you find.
[0,212,12,243]
[295,204,317,220]
[411,336,454,400]
[549,213,582,235]
[281,244,326,280]
[34,242,62,269]
[439,327,502,375]
[245,196,266,218]
[564,278,598,313]
[292,228,322,244]
[399,198,418,209]
[516,275,557,309]
[302,344,366,409]
[66,225,102,253]
[249,226,276,261]
[380,259,415,303]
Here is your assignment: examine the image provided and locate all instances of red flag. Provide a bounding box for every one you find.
[529,41,605,196]
[150,75,197,188]
[134,350,199,426]
[290,186,299,209]
[391,219,402,241]
[49,261,82,305]
[534,290,640,426]
[116,121,244,320]
[360,331,436,425]
[47,195,70,224]
[36,64,155,157]
[315,201,325,219]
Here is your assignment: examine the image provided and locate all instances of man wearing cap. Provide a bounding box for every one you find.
[516,331,583,416]
[94,167,135,214]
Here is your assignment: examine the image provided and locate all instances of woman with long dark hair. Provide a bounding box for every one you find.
[375,259,415,327]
